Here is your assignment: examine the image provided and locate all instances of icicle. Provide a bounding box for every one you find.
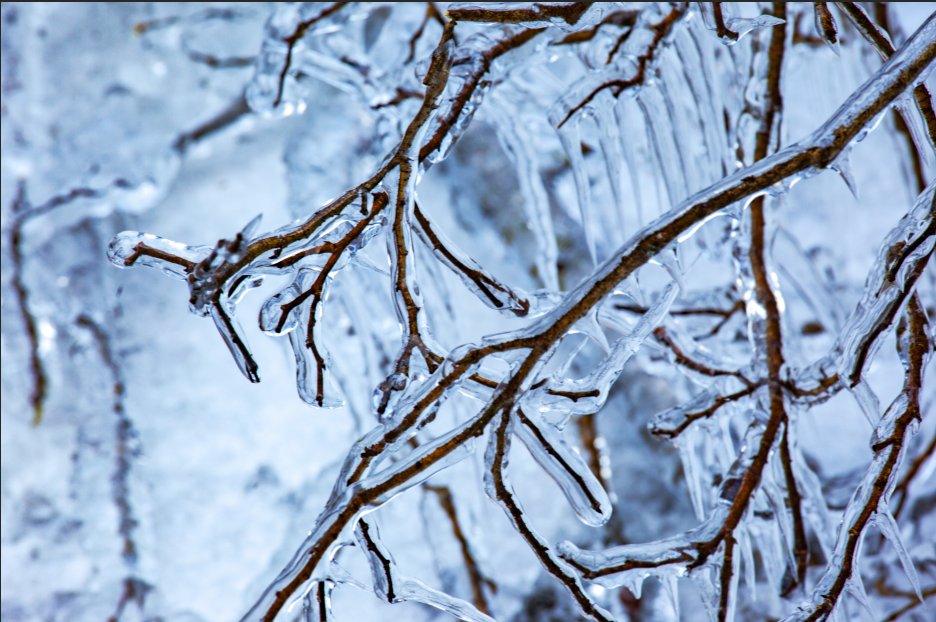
[638,88,686,208]
[514,408,612,526]
[675,428,706,521]
[849,380,881,428]
[673,29,722,186]
[691,566,719,622]
[875,507,923,603]
[660,573,680,620]
[614,97,649,227]
[490,102,560,290]
[656,73,697,200]
[594,93,627,239]
[755,523,784,601]
[394,579,496,622]
[843,570,876,622]
[556,114,600,264]
[738,528,756,602]
[829,150,859,199]
[723,14,786,44]
[289,321,344,408]
[771,230,846,334]
[793,457,837,559]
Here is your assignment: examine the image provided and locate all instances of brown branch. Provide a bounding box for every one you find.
[120,243,197,272]
[815,3,839,45]
[106,577,149,622]
[546,388,601,401]
[423,483,495,615]
[653,326,751,384]
[357,518,396,602]
[712,3,739,41]
[8,184,47,425]
[882,584,936,622]
[734,2,807,595]
[837,2,936,146]
[376,24,464,407]
[616,298,744,338]
[413,202,530,316]
[274,193,388,332]
[419,26,545,161]
[717,534,736,621]
[552,10,637,46]
[651,383,762,439]
[184,48,254,70]
[576,413,607,487]
[405,2,446,64]
[556,3,688,127]
[447,2,593,26]
[273,2,347,108]
[173,93,250,154]
[76,314,148,620]
[516,409,605,515]
[892,429,936,519]
[371,87,424,110]
[275,192,389,405]
[132,7,245,35]
[488,411,611,622]
[207,13,936,617]
[798,297,930,622]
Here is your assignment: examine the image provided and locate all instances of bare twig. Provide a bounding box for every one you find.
[557,3,688,127]
[447,2,593,26]
[712,3,739,41]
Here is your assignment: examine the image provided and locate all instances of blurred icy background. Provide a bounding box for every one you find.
[1,3,934,621]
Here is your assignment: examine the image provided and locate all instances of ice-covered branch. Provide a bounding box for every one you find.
[87,5,936,621]
[786,297,932,622]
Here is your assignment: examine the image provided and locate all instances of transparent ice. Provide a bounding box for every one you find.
[3,3,935,622]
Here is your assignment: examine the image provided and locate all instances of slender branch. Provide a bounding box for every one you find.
[447,2,593,26]
[272,2,347,108]
[651,383,762,439]
[837,2,936,146]
[815,3,839,45]
[792,297,930,622]
[712,3,739,41]
[892,429,936,519]
[423,483,495,615]
[652,326,751,384]
[405,2,446,65]
[552,10,637,46]
[882,585,936,622]
[741,1,808,593]
[487,411,612,622]
[76,314,148,620]
[112,11,936,619]
[557,3,688,127]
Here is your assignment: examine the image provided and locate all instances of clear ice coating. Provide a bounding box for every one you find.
[5,3,936,622]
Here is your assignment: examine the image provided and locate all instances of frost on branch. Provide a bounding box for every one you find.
[4,2,936,622]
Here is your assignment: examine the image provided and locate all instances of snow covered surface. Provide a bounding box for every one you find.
[2,3,934,622]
